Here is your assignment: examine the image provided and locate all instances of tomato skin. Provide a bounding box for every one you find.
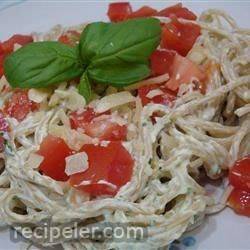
[70,108,127,141]
[4,90,39,121]
[69,142,134,196]
[228,189,250,217]
[157,3,197,20]
[150,49,176,76]
[161,17,201,56]
[165,53,206,92]
[138,84,176,106]
[107,2,132,22]
[128,6,157,19]
[229,156,250,192]
[37,135,73,182]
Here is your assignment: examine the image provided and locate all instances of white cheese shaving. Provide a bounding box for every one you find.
[146,89,164,99]
[77,180,91,186]
[95,91,135,113]
[125,73,169,91]
[67,90,86,111]
[26,153,44,169]
[28,88,51,103]
[97,180,117,190]
[65,152,89,176]
[14,43,22,51]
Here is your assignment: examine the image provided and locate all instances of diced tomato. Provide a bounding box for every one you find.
[229,156,250,192]
[150,49,176,76]
[165,54,206,93]
[228,189,250,217]
[107,2,132,22]
[70,108,127,141]
[4,89,39,121]
[85,117,127,141]
[0,34,33,54]
[128,6,157,19]
[0,34,33,77]
[70,108,96,129]
[157,3,197,20]
[69,142,134,196]
[161,17,201,56]
[37,135,73,182]
[58,30,80,47]
[138,83,176,106]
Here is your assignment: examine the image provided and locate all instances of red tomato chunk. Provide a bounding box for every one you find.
[165,53,206,93]
[107,2,132,22]
[69,142,134,196]
[228,189,250,217]
[70,108,127,141]
[37,135,73,182]
[0,34,33,77]
[157,3,197,20]
[161,17,201,56]
[228,156,250,217]
[150,49,176,76]
[128,6,157,19]
[229,156,250,192]
[4,90,39,121]
[138,84,176,106]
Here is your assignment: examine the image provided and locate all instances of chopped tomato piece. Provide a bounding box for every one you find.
[107,2,132,22]
[70,108,96,129]
[58,30,80,46]
[165,54,206,93]
[69,142,134,196]
[0,34,33,54]
[229,156,250,192]
[70,108,127,141]
[37,135,73,181]
[4,90,39,121]
[0,34,33,77]
[161,17,201,56]
[228,189,250,217]
[138,83,176,106]
[150,49,176,76]
[157,3,197,20]
[128,6,157,19]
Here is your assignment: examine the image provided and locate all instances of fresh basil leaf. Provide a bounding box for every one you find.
[88,62,150,86]
[79,18,161,82]
[78,72,92,102]
[4,41,84,88]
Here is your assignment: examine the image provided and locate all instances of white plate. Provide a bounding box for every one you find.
[0,1,249,249]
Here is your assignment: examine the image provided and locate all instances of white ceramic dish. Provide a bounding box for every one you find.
[0,1,249,249]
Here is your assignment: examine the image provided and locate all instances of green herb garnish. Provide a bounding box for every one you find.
[4,18,161,102]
